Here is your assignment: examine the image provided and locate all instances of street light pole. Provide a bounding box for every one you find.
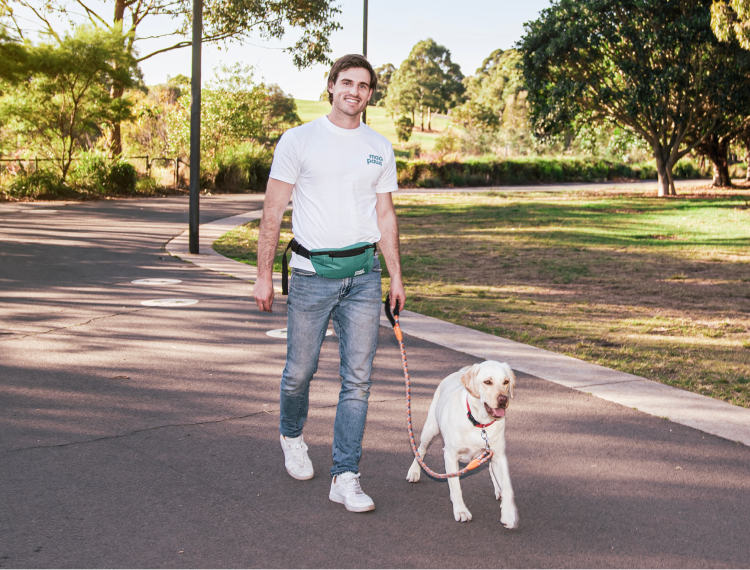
[362,0,368,125]
[188,0,202,254]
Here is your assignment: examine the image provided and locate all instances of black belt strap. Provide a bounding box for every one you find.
[281,239,376,295]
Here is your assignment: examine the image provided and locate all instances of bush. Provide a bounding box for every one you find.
[71,153,137,194]
[5,169,77,199]
[106,161,137,194]
[206,142,273,192]
[395,156,708,188]
[395,116,414,143]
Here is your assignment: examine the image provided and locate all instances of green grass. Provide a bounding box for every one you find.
[295,100,450,151]
[216,187,750,408]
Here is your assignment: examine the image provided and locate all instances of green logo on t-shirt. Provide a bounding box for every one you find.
[367,154,383,166]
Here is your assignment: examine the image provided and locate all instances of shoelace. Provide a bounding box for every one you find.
[342,475,364,495]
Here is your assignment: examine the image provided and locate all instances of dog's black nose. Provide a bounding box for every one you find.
[497,395,508,407]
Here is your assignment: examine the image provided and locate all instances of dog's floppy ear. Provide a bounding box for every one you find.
[460,364,481,398]
[504,364,516,398]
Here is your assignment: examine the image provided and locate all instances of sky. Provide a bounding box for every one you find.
[135,0,554,100]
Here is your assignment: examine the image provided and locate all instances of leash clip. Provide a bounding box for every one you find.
[481,428,490,451]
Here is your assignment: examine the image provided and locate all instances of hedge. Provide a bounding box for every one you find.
[395,156,709,188]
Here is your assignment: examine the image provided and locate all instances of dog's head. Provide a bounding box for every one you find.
[460,361,516,419]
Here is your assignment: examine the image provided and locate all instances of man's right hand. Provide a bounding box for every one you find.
[253,276,275,312]
[253,177,295,313]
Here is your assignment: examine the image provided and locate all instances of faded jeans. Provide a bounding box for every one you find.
[280,258,382,477]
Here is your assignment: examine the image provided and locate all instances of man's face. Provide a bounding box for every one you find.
[328,67,373,117]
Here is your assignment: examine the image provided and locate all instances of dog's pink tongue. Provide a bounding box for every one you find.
[491,408,505,418]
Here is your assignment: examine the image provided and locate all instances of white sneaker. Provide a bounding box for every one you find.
[329,472,375,512]
[279,434,314,480]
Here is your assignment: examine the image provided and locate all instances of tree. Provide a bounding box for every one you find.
[385,38,464,132]
[452,49,525,137]
[712,0,750,49]
[520,0,750,196]
[394,116,413,143]
[165,64,300,157]
[371,63,395,107]
[0,26,138,178]
[2,0,341,153]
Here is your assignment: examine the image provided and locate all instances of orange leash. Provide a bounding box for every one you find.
[385,295,493,479]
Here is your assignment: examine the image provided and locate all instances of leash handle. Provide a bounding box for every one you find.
[384,296,493,479]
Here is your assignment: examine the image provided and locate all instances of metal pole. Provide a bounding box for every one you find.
[362,0,368,125]
[188,0,202,254]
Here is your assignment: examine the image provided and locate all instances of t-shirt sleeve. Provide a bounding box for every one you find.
[374,145,399,194]
[269,130,300,185]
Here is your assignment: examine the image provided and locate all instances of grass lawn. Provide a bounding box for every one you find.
[214,187,750,408]
[295,99,450,152]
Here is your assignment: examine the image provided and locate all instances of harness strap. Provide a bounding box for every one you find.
[466,396,496,429]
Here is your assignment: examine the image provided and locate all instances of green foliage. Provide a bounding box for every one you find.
[6,0,341,70]
[70,151,137,194]
[711,0,750,49]
[519,0,750,196]
[394,116,414,143]
[394,156,709,188]
[371,63,396,107]
[0,26,138,179]
[434,130,460,155]
[165,64,300,158]
[385,38,464,130]
[203,141,273,192]
[5,168,77,198]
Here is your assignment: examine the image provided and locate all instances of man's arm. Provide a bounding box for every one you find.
[375,192,406,313]
[253,178,294,312]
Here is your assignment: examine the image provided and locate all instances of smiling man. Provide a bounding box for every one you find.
[253,54,405,513]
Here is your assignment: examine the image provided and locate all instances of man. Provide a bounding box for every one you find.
[253,54,406,513]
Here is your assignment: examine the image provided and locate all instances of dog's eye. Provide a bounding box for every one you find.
[503,380,510,385]
[483,380,492,385]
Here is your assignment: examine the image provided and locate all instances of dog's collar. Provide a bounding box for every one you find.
[466,395,496,428]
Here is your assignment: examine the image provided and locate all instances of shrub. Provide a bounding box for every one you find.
[207,142,273,192]
[106,161,137,194]
[6,169,77,199]
[395,116,414,143]
[395,156,707,188]
[71,152,137,194]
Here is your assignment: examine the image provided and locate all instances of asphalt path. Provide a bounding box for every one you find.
[1,195,749,568]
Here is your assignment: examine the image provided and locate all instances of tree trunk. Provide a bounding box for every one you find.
[109,0,127,157]
[427,106,432,131]
[655,149,671,197]
[699,134,733,187]
[420,104,424,132]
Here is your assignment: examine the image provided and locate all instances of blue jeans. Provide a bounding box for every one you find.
[280,258,382,477]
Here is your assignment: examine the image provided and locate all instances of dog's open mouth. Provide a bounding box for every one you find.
[484,403,506,418]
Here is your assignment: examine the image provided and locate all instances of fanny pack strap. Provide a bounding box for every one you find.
[281,238,376,295]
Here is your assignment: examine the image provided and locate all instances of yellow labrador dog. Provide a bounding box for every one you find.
[406,361,518,528]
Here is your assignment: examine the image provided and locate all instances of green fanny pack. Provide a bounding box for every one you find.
[281,238,376,294]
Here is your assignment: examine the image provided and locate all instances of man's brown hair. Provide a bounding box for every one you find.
[327,54,377,104]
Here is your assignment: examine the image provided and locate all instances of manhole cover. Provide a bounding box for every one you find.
[266,328,334,339]
[132,279,183,285]
[141,299,198,307]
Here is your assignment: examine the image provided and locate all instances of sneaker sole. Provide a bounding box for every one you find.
[287,467,314,481]
[329,492,375,512]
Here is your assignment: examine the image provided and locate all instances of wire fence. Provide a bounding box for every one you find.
[0,155,188,189]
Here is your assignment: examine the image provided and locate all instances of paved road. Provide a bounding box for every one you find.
[1,196,749,568]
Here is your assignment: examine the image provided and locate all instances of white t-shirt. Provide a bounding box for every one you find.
[269,115,398,272]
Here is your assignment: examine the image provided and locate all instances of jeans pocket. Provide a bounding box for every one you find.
[291,268,316,277]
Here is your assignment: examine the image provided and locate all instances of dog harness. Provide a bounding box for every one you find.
[466,397,496,428]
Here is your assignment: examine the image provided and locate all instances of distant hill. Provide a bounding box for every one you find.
[294,100,450,152]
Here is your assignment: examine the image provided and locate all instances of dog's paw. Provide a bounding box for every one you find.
[501,504,518,529]
[406,462,421,483]
[453,507,472,522]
